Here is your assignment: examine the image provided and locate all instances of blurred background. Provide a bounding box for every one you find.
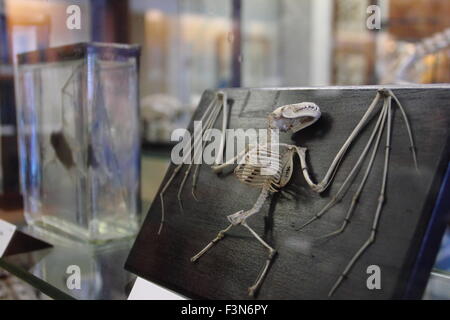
[2,0,450,208]
[0,0,449,299]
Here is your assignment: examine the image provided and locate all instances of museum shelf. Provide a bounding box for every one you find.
[0,227,136,300]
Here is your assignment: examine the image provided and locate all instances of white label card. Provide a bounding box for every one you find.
[0,220,16,257]
[128,277,186,300]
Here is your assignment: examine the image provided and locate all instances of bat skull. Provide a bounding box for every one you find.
[268,102,321,133]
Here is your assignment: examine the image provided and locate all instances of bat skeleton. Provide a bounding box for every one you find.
[157,89,417,297]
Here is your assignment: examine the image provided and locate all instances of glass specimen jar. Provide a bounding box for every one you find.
[14,43,141,243]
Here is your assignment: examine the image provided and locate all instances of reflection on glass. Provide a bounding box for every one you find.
[15,43,141,243]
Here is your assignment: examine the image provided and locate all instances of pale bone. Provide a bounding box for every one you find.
[159,88,418,298]
[158,92,227,234]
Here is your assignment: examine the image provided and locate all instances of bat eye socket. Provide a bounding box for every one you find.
[268,117,289,132]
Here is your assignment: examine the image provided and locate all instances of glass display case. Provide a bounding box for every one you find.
[14,43,141,243]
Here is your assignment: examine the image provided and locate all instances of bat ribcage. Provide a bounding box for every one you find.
[227,144,295,226]
[234,144,290,193]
